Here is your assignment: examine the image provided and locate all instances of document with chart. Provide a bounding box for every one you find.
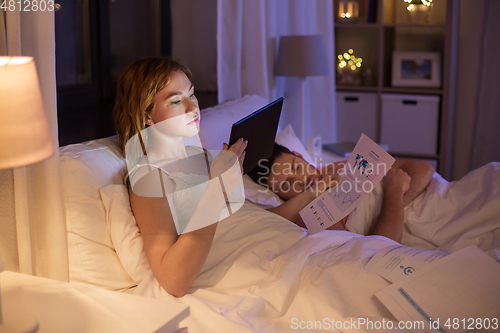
[300,134,395,234]
[364,245,449,283]
[376,246,500,333]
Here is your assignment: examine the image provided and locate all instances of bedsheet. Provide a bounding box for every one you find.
[133,201,405,332]
[131,163,500,332]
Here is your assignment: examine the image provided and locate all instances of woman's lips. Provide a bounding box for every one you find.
[188,116,199,125]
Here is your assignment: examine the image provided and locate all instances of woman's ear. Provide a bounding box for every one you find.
[145,113,153,126]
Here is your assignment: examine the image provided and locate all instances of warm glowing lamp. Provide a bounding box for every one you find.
[337,0,359,22]
[0,56,54,333]
[275,35,329,143]
[0,57,54,169]
[337,48,363,85]
[403,0,433,24]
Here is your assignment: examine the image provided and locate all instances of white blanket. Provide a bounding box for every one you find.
[347,162,500,258]
[134,202,401,332]
[131,163,500,332]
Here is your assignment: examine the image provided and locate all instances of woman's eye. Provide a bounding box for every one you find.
[172,100,181,105]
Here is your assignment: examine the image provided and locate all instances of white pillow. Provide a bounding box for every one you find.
[100,184,151,284]
[275,124,315,166]
[198,94,269,150]
[243,175,284,208]
[243,123,315,208]
[60,136,136,291]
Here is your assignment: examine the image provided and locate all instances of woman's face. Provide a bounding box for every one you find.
[147,70,200,138]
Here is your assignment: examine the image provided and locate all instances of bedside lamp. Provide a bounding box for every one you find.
[0,56,53,169]
[0,56,54,333]
[403,0,433,24]
[337,0,360,22]
[275,35,329,143]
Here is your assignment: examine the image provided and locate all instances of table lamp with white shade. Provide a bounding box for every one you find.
[0,56,54,333]
[275,35,329,143]
[0,56,53,169]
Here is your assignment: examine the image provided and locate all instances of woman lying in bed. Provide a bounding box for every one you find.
[248,143,435,242]
[113,58,251,297]
[113,57,420,298]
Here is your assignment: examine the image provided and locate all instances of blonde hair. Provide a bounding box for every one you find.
[113,57,192,156]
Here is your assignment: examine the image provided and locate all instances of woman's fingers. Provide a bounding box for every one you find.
[226,138,247,159]
[234,138,247,156]
[218,138,247,176]
[239,151,246,174]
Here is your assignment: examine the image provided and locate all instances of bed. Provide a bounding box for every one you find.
[59,94,500,332]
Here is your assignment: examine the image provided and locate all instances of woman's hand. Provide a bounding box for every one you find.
[222,138,247,176]
[209,138,246,178]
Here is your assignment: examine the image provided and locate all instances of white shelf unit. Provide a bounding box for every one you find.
[333,0,459,179]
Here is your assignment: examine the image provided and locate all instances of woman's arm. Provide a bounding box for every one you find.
[392,159,434,206]
[130,140,246,297]
[130,177,225,297]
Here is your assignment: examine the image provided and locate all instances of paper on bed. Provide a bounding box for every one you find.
[376,246,500,333]
[299,133,395,234]
[364,245,449,283]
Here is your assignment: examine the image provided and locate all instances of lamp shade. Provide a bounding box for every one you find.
[275,35,329,77]
[0,57,54,169]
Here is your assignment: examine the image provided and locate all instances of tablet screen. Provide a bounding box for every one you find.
[229,97,283,174]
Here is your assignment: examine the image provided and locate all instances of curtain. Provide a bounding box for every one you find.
[217,0,337,143]
[0,10,68,281]
[171,0,218,92]
[452,0,500,180]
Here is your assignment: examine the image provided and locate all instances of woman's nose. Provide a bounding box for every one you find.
[186,98,199,113]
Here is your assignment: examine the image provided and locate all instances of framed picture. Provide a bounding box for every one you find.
[392,52,441,87]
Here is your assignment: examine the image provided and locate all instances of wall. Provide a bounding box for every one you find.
[171,0,217,92]
[171,0,218,108]
[170,0,500,180]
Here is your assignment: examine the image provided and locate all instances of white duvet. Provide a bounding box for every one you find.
[130,163,500,333]
[135,203,401,332]
[347,162,500,257]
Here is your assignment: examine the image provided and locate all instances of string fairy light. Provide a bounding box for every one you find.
[404,0,433,11]
[337,49,362,71]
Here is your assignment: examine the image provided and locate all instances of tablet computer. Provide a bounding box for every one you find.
[229,97,283,174]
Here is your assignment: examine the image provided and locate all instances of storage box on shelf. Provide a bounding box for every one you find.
[333,0,459,179]
[336,91,377,142]
[380,93,439,156]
